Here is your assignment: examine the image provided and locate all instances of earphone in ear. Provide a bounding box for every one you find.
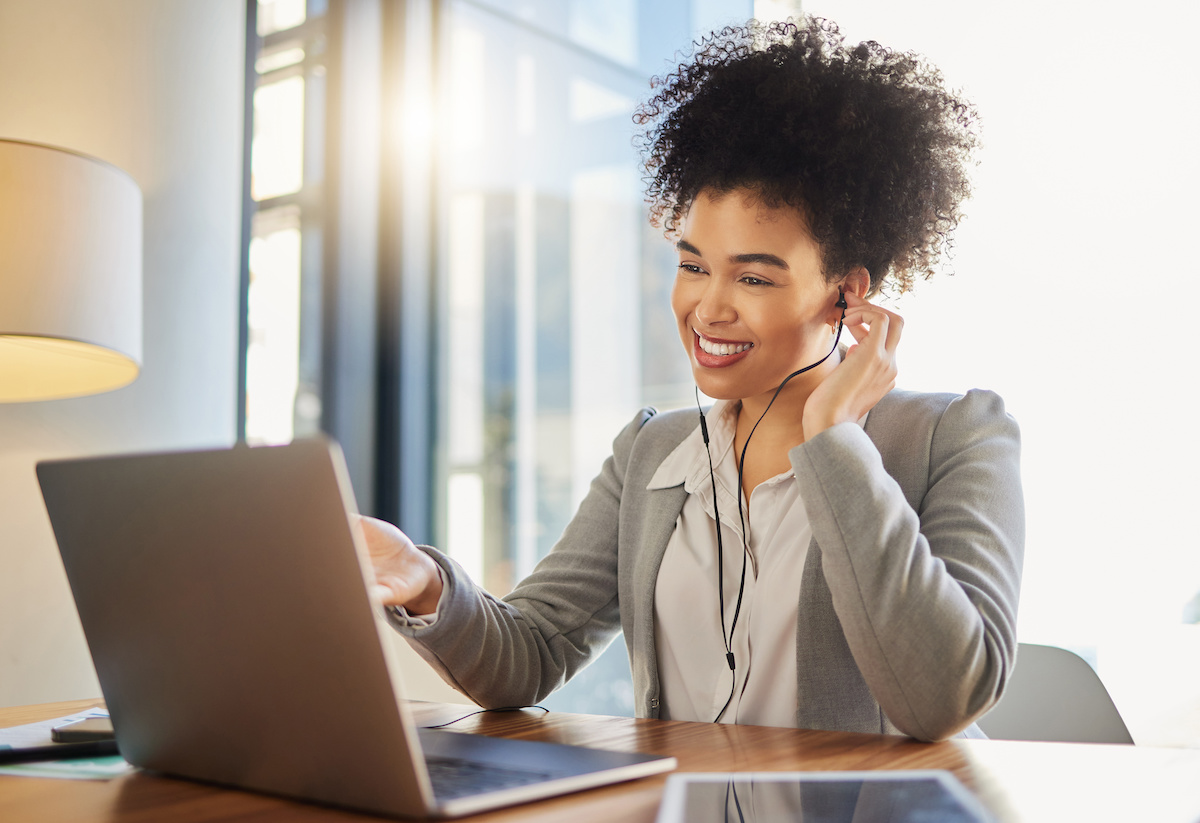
[830,289,848,334]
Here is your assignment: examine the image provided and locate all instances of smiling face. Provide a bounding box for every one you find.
[671,188,843,405]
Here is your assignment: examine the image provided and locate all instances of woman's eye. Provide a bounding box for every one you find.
[741,275,770,286]
[678,262,705,274]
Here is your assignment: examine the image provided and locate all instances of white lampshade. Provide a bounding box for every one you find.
[0,139,142,402]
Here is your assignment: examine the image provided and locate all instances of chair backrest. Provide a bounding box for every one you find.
[976,643,1134,744]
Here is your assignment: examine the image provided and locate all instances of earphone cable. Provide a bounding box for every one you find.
[703,295,847,723]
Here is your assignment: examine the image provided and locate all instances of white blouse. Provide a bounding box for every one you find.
[647,400,866,728]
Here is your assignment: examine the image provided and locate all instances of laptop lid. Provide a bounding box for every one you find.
[37,438,673,818]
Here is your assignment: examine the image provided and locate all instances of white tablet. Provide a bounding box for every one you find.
[655,770,995,823]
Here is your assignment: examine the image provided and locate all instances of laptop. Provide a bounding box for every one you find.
[37,438,675,818]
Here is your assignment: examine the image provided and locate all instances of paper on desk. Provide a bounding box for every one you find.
[0,754,132,780]
[0,708,135,781]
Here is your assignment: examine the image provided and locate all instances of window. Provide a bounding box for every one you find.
[243,0,327,447]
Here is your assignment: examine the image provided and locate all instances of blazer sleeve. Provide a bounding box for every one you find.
[789,389,1024,741]
[385,407,656,708]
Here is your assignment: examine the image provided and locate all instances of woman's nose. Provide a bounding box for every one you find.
[695,280,736,325]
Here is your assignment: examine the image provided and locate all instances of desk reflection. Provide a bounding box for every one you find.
[673,772,988,823]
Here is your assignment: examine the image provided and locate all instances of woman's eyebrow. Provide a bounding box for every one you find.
[676,240,789,271]
[730,252,789,270]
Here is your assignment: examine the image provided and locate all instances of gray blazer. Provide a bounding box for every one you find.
[390,389,1024,742]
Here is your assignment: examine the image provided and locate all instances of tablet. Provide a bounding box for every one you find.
[655,770,995,823]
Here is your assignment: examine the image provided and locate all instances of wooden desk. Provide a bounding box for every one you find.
[3,699,1199,822]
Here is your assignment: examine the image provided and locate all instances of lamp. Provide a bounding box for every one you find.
[0,139,142,402]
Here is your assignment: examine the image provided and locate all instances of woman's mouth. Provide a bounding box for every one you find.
[693,330,753,367]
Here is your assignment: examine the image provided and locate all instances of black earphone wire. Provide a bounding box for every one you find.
[725,778,747,823]
[697,291,847,723]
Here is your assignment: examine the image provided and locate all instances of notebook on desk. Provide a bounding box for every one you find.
[37,438,675,819]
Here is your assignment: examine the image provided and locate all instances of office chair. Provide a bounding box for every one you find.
[976,643,1134,744]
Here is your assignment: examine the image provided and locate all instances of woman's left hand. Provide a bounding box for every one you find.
[802,291,902,439]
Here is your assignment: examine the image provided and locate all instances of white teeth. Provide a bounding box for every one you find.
[696,331,752,356]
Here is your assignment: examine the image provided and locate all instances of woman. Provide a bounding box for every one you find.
[361,17,1023,742]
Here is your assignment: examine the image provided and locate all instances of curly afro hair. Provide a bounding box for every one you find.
[634,17,980,294]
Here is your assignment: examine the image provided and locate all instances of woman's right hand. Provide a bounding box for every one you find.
[355,515,444,615]
[802,290,902,440]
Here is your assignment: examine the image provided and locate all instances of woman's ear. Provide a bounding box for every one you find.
[842,267,870,299]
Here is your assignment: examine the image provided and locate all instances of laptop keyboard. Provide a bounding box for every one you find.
[424,756,556,800]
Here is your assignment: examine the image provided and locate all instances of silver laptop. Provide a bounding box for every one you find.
[37,438,675,818]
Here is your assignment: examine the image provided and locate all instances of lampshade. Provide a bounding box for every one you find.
[0,139,142,402]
